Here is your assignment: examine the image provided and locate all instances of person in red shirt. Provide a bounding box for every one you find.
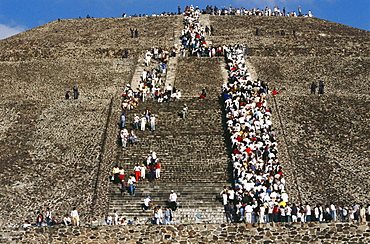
[155,161,161,180]
[273,204,280,222]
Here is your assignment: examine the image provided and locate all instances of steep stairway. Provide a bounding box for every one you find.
[108,57,230,224]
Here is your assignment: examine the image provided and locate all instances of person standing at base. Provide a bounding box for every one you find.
[245,203,253,223]
[45,208,52,226]
[163,207,172,224]
[36,212,44,226]
[71,207,79,226]
[306,203,311,222]
[224,202,233,223]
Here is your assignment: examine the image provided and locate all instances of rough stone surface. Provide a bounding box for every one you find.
[2,222,370,243]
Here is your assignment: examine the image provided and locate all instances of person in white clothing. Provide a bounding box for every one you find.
[259,205,266,223]
[330,202,336,220]
[70,207,79,226]
[63,214,71,226]
[143,196,152,210]
[168,190,178,211]
[120,128,129,148]
[150,114,156,131]
[281,190,288,203]
[140,115,146,131]
[154,206,163,224]
[306,203,311,222]
[140,164,146,180]
[245,203,253,223]
[113,210,119,225]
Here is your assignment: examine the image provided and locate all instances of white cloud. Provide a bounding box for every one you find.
[0,24,27,40]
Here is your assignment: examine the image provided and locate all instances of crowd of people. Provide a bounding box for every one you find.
[180,6,250,58]
[220,40,278,224]
[137,48,182,103]
[110,150,162,195]
[120,5,312,18]
[202,5,312,17]
[218,32,369,224]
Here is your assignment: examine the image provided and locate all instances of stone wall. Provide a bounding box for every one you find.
[1,222,370,243]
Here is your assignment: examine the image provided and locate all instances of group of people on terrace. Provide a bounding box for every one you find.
[120,5,312,18]
[203,5,312,17]
[180,6,251,58]
[24,207,80,228]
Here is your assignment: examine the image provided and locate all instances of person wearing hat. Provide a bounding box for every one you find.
[139,164,146,180]
[143,196,152,211]
[128,175,136,195]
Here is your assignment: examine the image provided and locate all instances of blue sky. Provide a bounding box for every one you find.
[0,0,369,39]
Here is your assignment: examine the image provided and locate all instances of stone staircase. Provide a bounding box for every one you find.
[108,54,230,223]
[109,182,225,224]
[108,96,229,223]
